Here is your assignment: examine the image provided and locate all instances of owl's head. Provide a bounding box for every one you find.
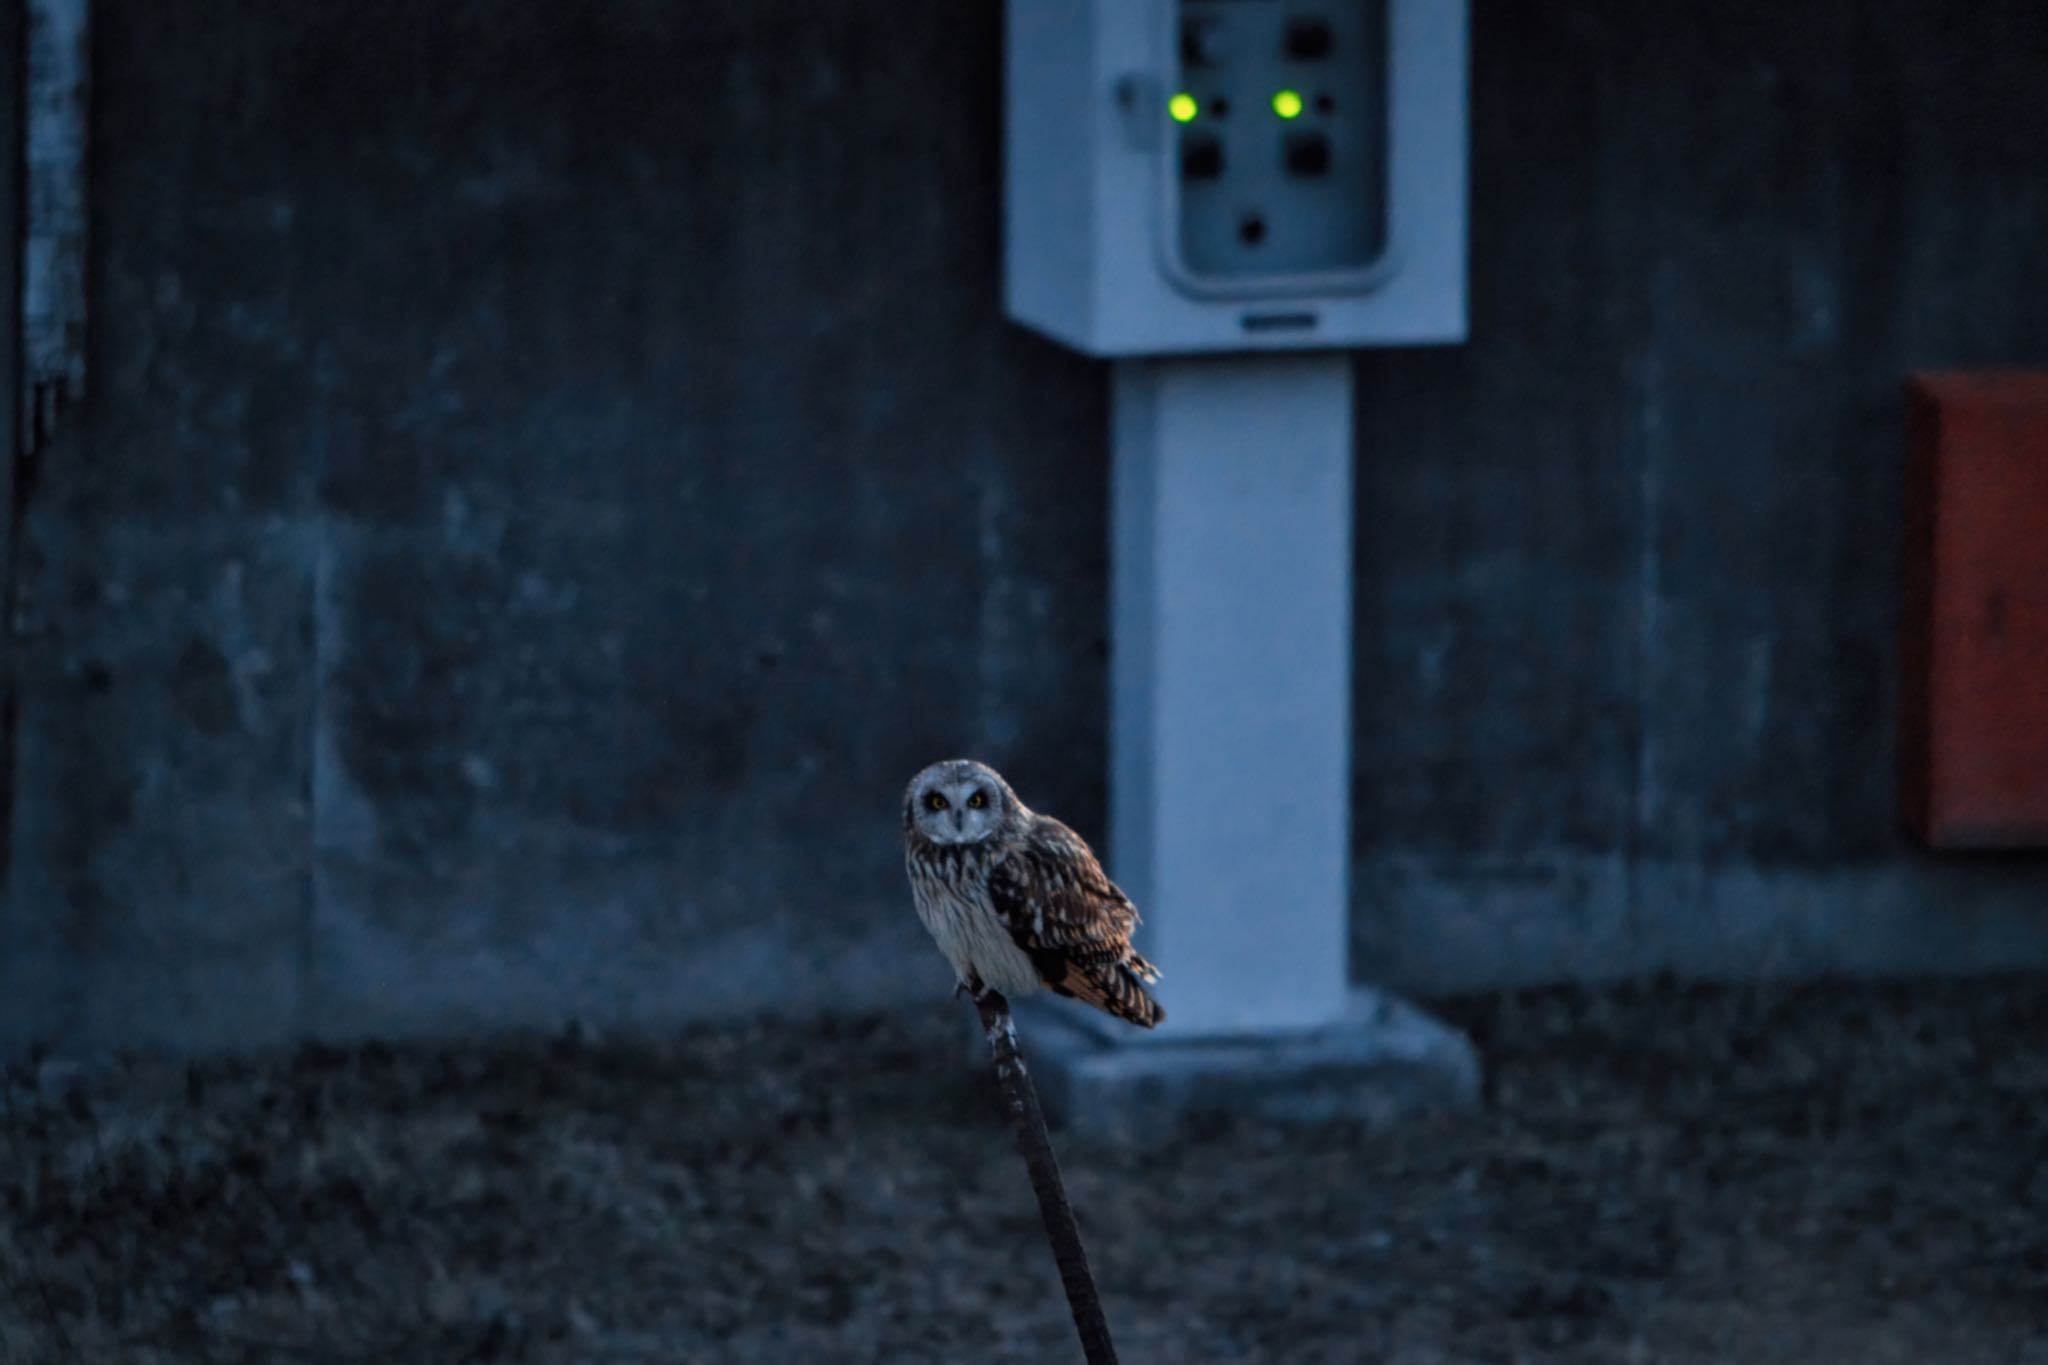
[904,758,1020,846]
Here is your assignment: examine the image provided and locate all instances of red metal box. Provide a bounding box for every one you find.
[1899,372,2048,848]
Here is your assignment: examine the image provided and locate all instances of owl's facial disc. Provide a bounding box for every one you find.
[910,767,1003,844]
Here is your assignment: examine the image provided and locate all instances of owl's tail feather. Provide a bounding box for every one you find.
[1043,955,1165,1029]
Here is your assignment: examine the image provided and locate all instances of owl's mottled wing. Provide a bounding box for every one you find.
[989,815,1164,1027]
[990,817,1134,957]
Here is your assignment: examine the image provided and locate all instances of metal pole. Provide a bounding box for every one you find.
[974,990,1119,1365]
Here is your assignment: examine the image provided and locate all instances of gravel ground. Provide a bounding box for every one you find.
[4,975,2047,1363]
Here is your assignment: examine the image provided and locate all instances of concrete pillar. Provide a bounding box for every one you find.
[1014,353,1481,1140]
[1110,354,1354,1037]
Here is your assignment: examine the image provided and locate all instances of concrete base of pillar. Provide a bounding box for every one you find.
[989,987,1483,1144]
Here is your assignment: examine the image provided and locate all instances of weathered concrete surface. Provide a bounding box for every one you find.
[4,1,2048,1059]
[1349,1,2048,990]
[1,0,1109,1054]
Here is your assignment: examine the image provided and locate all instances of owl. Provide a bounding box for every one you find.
[902,758,1163,1029]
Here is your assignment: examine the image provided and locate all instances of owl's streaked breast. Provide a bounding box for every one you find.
[906,845,1041,997]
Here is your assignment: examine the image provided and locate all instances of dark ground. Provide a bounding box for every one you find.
[3,976,2047,1363]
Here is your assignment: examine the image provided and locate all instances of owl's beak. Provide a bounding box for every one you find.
[950,809,965,833]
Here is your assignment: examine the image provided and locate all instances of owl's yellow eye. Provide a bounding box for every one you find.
[966,790,987,810]
[924,792,949,812]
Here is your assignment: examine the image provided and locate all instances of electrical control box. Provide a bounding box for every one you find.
[1005,0,1467,357]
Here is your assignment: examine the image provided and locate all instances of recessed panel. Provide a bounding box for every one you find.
[1171,0,1389,283]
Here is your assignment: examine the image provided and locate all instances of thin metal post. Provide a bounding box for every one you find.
[974,990,1119,1365]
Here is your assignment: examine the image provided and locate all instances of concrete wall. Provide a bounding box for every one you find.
[1,0,1111,1053]
[4,1,2047,1056]
[1350,3,2048,988]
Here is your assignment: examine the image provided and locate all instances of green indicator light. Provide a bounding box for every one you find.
[1168,92,1199,124]
[1272,88,1304,119]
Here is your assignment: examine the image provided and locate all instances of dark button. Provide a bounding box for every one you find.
[1285,16,1333,60]
[1284,131,1331,177]
[1182,135,1224,181]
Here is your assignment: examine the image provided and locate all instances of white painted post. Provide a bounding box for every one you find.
[1109,354,1354,1037]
